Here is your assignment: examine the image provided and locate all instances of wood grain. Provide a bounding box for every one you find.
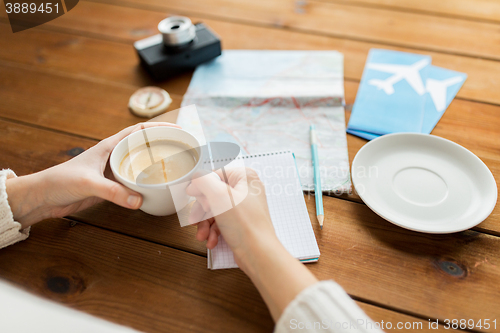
[8,1,500,105]
[0,219,274,333]
[0,62,182,139]
[92,0,500,61]
[0,119,96,175]
[0,22,194,97]
[0,218,457,332]
[324,0,500,23]
[72,202,206,256]
[357,302,459,332]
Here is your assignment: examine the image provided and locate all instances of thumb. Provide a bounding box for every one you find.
[92,178,143,209]
[189,172,234,216]
[188,171,226,197]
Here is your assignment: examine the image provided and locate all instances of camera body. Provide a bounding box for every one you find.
[134,17,222,81]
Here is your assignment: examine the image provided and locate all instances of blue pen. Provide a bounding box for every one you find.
[310,125,324,229]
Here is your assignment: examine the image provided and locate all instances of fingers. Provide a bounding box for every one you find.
[189,200,208,225]
[129,122,181,135]
[206,223,220,249]
[185,184,212,212]
[196,219,211,241]
[98,122,181,154]
[186,171,223,196]
[186,168,253,197]
[211,167,258,195]
[188,167,258,215]
[186,177,205,197]
[91,177,142,209]
[195,218,220,249]
[189,171,230,202]
[190,176,234,217]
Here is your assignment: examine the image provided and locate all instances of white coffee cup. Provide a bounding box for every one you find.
[110,126,204,216]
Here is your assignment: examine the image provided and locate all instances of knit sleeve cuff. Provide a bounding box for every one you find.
[275,280,383,333]
[0,169,30,249]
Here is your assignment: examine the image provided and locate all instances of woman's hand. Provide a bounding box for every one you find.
[186,167,318,321]
[6,122,180,228]
[186,168,279,267]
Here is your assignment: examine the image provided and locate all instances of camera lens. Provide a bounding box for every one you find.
[158,16,196,47]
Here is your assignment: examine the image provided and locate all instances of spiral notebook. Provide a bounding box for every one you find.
[207,150,321,270]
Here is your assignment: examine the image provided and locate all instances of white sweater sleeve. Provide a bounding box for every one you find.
[0,169,30,249]
[275,280,384,333]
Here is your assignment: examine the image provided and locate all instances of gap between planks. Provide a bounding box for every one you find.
[350,294,478,333]
[62,216,208,259]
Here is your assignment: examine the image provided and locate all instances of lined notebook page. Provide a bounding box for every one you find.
[208,151,321,270]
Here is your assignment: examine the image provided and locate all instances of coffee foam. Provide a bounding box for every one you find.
[119,139,198,184]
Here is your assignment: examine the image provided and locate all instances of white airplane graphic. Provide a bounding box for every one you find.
[367,59,430,96]
[425,76,464,112]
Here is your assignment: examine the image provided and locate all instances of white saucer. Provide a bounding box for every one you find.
[351,133,497,233]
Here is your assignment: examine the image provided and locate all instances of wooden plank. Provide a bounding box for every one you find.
[357,302,458,332]
[72,201,206,255]
[0,219,274,333]
[325,0,500,23]
[0,218,456,332]
[344,81,500,234]
[7,1,500,106]
[92,0,500,61]
[0,62,182,139]
[0,119,96,175]
[0,22,193,97]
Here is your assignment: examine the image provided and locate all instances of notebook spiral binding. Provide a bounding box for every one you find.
[202,150,292,164]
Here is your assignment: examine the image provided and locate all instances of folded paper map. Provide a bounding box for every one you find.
[178,50,351,193]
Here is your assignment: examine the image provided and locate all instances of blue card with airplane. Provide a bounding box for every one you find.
[347,49,466,140]
[348,49,431,135]
[421,66,467,133]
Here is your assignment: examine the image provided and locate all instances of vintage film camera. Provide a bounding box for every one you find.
[134,16,222,80]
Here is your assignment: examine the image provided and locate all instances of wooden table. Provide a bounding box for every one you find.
[0,0,499,332]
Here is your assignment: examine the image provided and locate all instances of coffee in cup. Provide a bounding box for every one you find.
[110,126,204,217]
[119,139,199,185]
